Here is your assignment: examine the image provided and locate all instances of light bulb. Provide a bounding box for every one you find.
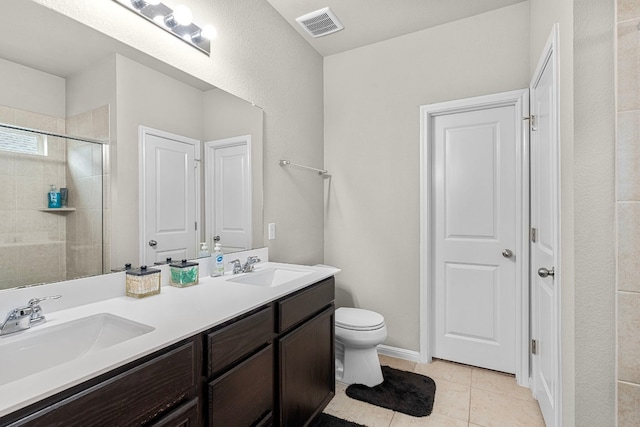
[130,0,146,9]
[173,5,193,26]
[200,24,217,40]
[153,14,165,26]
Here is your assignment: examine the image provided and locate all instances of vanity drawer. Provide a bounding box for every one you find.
[206,305,274,377]
[277,276,335,333]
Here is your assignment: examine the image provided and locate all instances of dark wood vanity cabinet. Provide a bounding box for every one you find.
[203,276,336,427]
[2,338,200,427]
[204,305,275,427]
[276,277,335,427]
[0,276,335,427]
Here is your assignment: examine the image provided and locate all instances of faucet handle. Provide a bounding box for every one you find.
[242,256,261,273]
[28,295,61,325]
[28,295,62,308]
[229,259,242,274]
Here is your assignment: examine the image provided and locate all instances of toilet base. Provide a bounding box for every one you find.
[336,346,383,387]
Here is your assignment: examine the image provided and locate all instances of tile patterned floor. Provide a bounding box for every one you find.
[323,355,546,427]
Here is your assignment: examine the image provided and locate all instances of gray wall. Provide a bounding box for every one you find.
[0,57,65,117]
[573,0,616,424]
[324,2,530,352]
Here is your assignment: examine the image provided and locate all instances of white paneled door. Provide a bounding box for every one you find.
[431,99,521,374]
[205,136,252,253]
[530,24,560,427]
[140,127,200,265]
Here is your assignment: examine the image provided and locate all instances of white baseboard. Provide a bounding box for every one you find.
[377,344,421,363]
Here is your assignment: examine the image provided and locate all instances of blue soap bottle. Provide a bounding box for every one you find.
[48,185,61,208]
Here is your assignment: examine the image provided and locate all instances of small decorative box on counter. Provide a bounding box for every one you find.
[169,259,199,288]
[126,265,161,298]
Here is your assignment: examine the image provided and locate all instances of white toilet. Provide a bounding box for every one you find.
[335,307,387,387]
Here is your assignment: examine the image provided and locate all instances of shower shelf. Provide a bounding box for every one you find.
[40,208,76,213]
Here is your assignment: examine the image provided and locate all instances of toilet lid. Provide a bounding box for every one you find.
[335,307,385,331]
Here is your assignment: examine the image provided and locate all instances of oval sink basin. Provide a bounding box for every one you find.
[0,313,154,386]
[227,267,313,287]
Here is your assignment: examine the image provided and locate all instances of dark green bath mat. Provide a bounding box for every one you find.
[345,366,436,417]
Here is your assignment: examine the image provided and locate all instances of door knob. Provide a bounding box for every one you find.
[148,240,157,247]
[502,249,513,258]
[537,267,554,278]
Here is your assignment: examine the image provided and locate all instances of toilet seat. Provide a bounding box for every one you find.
[335,307,385,331]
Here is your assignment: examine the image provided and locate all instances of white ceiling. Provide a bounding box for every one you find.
[2,0,527,83]
[265,0,527,57]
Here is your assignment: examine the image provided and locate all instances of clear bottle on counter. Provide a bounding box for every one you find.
[211,243,224,276]
[199,242,210,257]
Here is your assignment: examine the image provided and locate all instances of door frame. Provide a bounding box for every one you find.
[419,89,530,385]
[204,135,252,252]
[138,126,201,265]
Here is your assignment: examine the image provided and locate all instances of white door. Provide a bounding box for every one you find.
[431,98,520,373]
[205,136,251,253]
[140,127,200,265]
[530,24,560,427]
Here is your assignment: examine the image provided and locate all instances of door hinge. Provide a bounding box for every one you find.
[531,339,539,355]
[530,227,537,243]
[195,221,198,231]
[524,114,537,131]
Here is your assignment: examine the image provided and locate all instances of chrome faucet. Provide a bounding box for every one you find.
[229,256,261,274]
[242,256,261,273]
[0,295,61,336]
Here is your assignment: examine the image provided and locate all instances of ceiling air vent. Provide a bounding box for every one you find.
[295,7,344,38]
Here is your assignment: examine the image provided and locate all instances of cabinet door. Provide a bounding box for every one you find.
[208,344,273,427]
[8,340,197,427]
[278,305,335,427]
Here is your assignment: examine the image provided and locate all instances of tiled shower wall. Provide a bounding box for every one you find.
[0,105,108,290]
[0,106,67,289]
[616,1,640,425]
[65,105,108,280]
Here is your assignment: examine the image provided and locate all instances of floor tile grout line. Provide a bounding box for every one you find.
[468,371,473,425]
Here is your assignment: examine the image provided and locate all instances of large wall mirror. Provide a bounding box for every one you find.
[0,0,264,290]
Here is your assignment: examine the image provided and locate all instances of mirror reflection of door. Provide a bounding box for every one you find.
[140,127,200,265]
[205,136,252,253]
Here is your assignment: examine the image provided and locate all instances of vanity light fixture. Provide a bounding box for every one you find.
[113,0,215,55]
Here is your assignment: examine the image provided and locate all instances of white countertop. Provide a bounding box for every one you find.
[0,261,339,418]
